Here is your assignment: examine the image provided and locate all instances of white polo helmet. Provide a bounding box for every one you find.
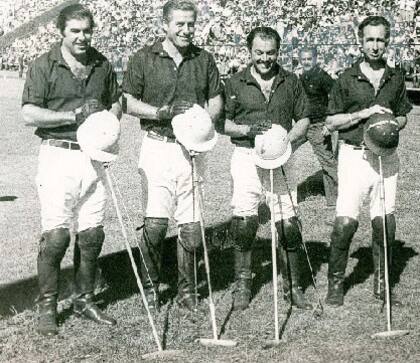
[253,124,292,169]
[77,110,120,162]
[171,104,218,153]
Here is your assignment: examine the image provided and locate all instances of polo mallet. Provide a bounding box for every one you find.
[190,155,237,348]
[280,166,323,318]
[190,154,199,312]
[370,156,409,339]
[263,168,282,348]
[104,168,183,359]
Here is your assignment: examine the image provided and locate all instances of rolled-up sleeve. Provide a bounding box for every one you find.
[207,53,223,99]
[108,63,121,105]
[327,78,346,115]
[293,77,309,121]
[393,77,412,117]
[22,61,47,107]
[224,78,236,120]
[122,51,144,99]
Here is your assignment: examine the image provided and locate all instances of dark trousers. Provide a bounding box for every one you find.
[306,122,338,206]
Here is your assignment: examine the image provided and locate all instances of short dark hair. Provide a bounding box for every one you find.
[56,4,95,34]
[299,46,317,59]
[162,0,198,23]
[246,26,281,50]
[358,16,391,44]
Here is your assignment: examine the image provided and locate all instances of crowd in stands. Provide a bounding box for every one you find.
[0,0,419,81]
[0,0,62,35]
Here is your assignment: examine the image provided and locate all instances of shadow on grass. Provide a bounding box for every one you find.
[343,240,417,295]
[0,222,230,318]
[251,239,329,299]
[297,170,325,203]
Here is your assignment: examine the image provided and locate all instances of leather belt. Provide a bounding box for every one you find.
[340,140,369,150]
[147,131,176,143]
[42,139,81,150]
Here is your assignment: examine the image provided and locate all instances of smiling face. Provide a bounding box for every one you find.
[361,24,388,64]
[250,35,278,76]
[61,17,92,57]
[164,9,196,49]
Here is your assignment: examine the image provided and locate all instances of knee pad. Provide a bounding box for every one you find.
[39,228,71,264]
[331,216,358,250]
[142,218,168,248]
[77,226,105,261]
[276,217,302,251]
[178,222,202,253]
[230,216,258,252]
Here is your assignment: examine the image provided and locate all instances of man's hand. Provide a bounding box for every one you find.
[157,101,194,120]
[246,120,272,138]
[358,105,393,120]
[75,99,105,125]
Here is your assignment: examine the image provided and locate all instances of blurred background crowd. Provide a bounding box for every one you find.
[1,0,420,82]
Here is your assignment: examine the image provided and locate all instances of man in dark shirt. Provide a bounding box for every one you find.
[324,16,412,307]
[224,27,312,311]
[122,0,223,311]
[21,4,121,336]
[299,46,338,207]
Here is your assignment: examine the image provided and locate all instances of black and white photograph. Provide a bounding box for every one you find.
[1,0,420,361]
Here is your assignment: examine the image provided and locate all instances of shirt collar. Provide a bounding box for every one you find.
[348,59,396,80]
[49,42,104,67]
[151,40,201,59]
[240,63,287,84]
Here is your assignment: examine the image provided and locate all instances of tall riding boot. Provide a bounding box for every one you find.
[287,250,313,310]
[37,228,71,336]
[230,216,258,311]
[326,217,358,306]
[176,242,197,310]
[138,218,168,311]
[276,218,312,310]
[232,250,252,310]
[73,226,116,325]
[177,222,202,311]
[372,214,402,306]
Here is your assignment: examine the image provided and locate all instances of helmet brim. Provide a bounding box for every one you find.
[253,141,292,169]
[364,134,398,157]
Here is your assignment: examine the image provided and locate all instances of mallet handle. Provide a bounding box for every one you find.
[270,169,280,340]
[192,156,219,341]
[379,156,392,332]
[105,169,163,351]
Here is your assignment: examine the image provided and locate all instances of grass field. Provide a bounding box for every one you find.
[1,75,420,362]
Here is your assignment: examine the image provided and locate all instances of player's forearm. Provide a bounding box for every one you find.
[224,118,250,137]
[22,104,76,128]
[325,112,363,132]
[206,94,224,123]
[288,117,310,144]
[124,93,159,120]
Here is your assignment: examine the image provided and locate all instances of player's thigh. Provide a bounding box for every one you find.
[336,145,370,219]
[36,145,80,231]
[231,147,262,216]
[369,152,399,218]
[138,136,175,218]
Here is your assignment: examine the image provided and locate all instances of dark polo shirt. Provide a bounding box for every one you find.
[224,64,309,148]
[300,65,334,123]
[328,61,412,145]
[22,42,120,142]
[122,41,222,139]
